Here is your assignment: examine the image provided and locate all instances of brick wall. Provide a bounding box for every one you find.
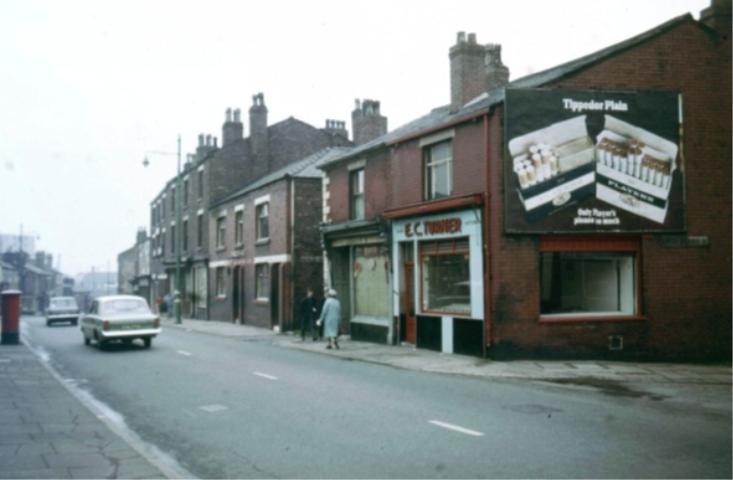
[488,20,732,360]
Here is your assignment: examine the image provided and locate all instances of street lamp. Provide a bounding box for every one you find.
[143,135,183,325]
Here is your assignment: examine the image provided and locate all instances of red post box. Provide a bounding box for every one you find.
[1,290,21,345]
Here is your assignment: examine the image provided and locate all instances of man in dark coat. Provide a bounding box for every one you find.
[299,287,319,341]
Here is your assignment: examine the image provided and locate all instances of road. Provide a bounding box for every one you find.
[21,315,731,479]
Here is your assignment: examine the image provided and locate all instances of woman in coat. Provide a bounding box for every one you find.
[317,289,341,349]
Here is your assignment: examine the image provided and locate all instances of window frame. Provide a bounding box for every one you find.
[197,169,204,200]
[538,236,643,324]
[255,263,270,301]
[183,178,189,206]
[215,267,226,298]
[349,168,365,220]
[182,219,189,252]
[216,215,227,250]
[234,209,244,247]
[197,213,204,249]
[256,203,269,241]
[423,140,453,201]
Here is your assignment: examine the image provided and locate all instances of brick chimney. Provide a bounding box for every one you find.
[196,133,218,161]
[222,107,243,146]
[351,99,387,145]
[323,119,348,141]
[450,32,509,112]
[700,0,731,39]
[249,93,268,157]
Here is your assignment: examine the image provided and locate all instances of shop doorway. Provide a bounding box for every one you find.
[401,242,416,344]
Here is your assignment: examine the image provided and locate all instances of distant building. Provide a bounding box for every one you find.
[0,233,36,255]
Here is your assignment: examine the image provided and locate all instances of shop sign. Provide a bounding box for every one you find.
[404,218,462,238]
[504,88,685,233]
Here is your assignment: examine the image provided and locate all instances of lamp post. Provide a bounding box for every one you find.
[143,135,183,325]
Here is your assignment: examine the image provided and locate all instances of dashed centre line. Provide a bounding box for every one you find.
[253,371,278,381]
[177,350,192,357]
[429,420,484,437]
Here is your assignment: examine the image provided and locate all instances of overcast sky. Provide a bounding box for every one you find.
[0,0,710,276]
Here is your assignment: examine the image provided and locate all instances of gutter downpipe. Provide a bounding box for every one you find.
[483,113,493,358]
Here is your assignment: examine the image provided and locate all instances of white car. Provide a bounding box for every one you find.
[81,295,161,349]
[46,296,80,326]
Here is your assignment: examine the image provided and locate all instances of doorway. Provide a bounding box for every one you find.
[232,266,241,323]
[401,242,416,344]
[270,263,280,329]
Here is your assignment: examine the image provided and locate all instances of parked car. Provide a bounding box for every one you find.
[46,296,80,326]
[81,295,161,349]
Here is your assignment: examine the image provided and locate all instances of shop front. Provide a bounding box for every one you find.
[389,206,484,356]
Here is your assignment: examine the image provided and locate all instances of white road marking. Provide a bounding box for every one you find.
[253,371,278,381]
[199,404,229,413]
[429,420,484,437]
[177,350,192,357]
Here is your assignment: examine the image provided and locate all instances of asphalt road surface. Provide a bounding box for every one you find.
[21,315,731,479]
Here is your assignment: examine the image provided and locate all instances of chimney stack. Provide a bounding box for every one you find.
[323,119,348,140]
[449,31,509,112]
[352,98,387,145]
[249,93,269,163]
[136,228,147,245]
[196,132,219,161]
[700,0,732,38]
[222,107,244,146]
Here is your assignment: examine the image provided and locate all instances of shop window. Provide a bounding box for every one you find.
[256,263,270,300]
[353,245,390,318]
[256,203,269,240]
[350,168,365,220]
[216,215,226,249]
[420,238,470,316]
[423,140,452,200]
[540,251,635,317]
[215,267,225,298]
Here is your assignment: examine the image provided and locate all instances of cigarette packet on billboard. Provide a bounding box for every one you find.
[595,115,678,224]
[508,115,595,222]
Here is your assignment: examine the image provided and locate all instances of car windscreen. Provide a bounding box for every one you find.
[50,298,78,309]
[99,299,151,316]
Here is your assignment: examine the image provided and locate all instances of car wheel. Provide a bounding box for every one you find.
[72,320,78,326]
[84,336,90,346]
[143,337,152,348]
[46,320,51,327]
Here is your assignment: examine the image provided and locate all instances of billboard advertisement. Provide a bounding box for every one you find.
[504,88,685,233]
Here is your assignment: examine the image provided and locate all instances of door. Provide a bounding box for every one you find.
[232,266,241,323]
[270,263,280,329]
[401,242,417,344]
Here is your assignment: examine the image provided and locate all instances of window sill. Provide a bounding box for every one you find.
[255,238,270,246]
[538,314,646,324]
[216,295,227,301]
[216,246,226,252]
[254,298,269,305]
[234,243,244,250]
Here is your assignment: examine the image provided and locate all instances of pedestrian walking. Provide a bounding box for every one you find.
[317,288,341,349]
[299,287,319,341]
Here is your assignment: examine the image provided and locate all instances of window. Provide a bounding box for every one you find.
[350,168,365,220]
[255,263,269,300]
[256,203,269,240]
[216,216,226,249]
[235,210,244,246]
[183,178,189,206]
[424,141,452,200]
[182,219,188,252]
[160,231,165,256]
[197,213,204,248]
[170,187,175,212]
[170,225,176,254]
[353,245,390,318]
[215,267,225,297]
[420,239,470,315]
[540,252,635,317]
[198,169,204,199]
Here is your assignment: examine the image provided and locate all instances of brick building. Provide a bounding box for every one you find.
[148,93,352,323]
[322,1,731,360]
[207,148,348,329]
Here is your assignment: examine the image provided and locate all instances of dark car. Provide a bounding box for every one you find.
[46,296,80,326]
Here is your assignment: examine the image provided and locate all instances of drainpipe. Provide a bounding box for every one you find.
[483,113,493,357]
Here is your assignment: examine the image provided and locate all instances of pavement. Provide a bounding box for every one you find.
[1,315,730,479]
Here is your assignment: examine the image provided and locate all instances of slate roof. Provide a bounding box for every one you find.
[211,147,351,208]
[319,13,694,169]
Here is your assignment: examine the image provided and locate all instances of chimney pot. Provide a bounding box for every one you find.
[468,32,476,44]
[213,137,218,148]
[206,134,212,146]
[198,134,204,146]
[457,31,466,43]
[226,108,232,122]
[233,109,241,123]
